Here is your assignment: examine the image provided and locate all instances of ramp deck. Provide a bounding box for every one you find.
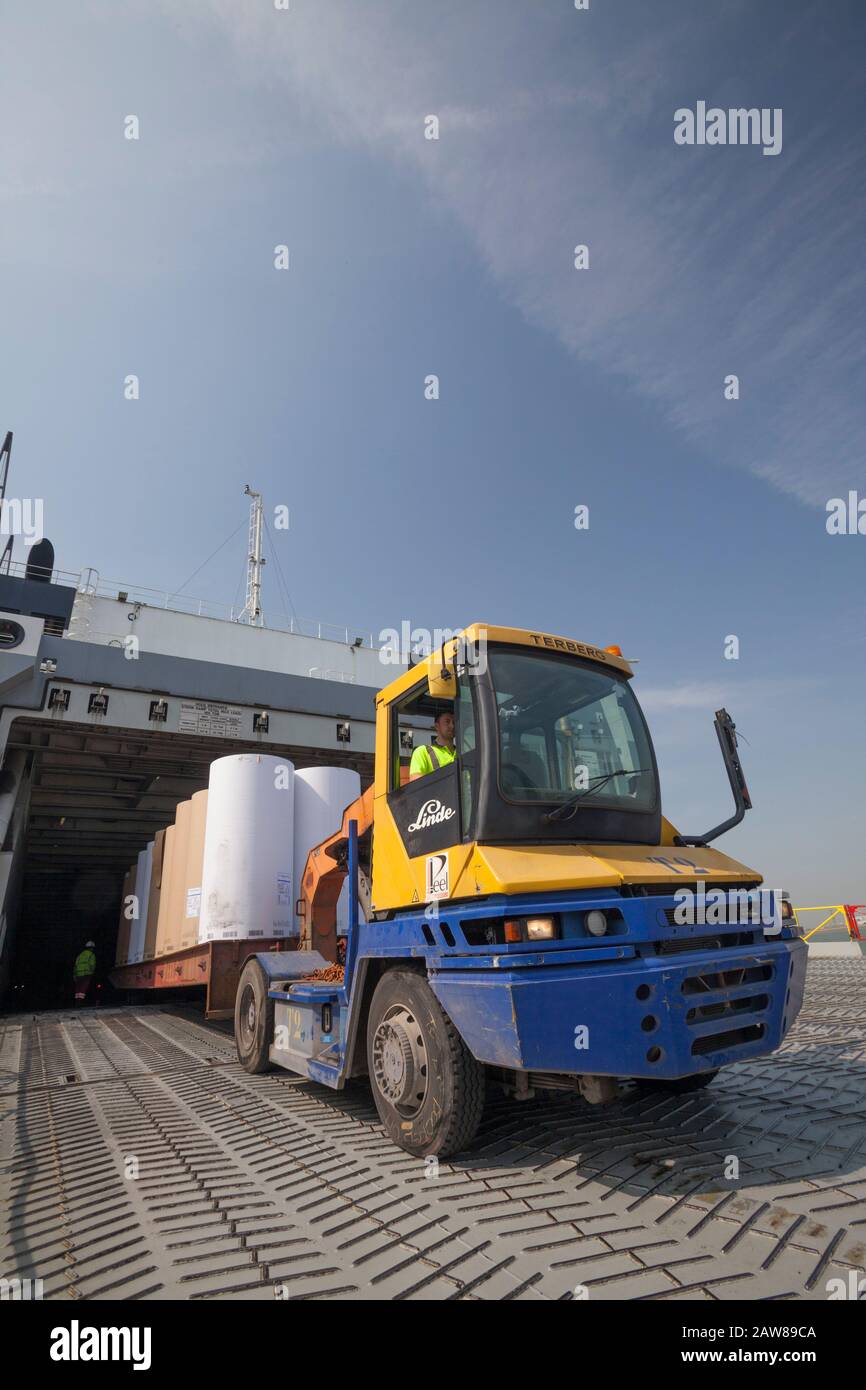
[2,960,865,1301]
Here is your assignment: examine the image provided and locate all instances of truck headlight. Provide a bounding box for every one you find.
[504,916,559,943]
[525,916,557,941]
[586,910,608,937]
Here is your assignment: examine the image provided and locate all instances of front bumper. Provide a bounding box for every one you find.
[430,937,807,1079]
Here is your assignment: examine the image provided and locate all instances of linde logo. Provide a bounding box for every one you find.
[407,799,454,832]
[674,102,783,156]
[50,1319,151,1370]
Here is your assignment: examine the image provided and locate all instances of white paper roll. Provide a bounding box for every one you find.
[200,753,295,942]
[293,766,362,936]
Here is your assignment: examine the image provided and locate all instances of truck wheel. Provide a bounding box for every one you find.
[366,969,485,1158]
[235,959,275,1074]
[636,1069,719,1095]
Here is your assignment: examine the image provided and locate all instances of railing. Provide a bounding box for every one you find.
[2,559,377,648]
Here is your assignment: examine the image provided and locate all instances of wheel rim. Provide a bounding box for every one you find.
[239,983,257,1048]
[371,1005,428,1117]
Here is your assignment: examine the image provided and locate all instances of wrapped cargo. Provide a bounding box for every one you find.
[155,824,177,957]
[158,799,192,956]
[115,862,137,966]
[127,841,153,964]
[143,829,166,961]
[181,789,207,949]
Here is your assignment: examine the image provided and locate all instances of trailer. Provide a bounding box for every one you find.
[232,623,808,1156]
[111,938,295,1020]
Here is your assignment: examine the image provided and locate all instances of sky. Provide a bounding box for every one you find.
[1,0,864,907]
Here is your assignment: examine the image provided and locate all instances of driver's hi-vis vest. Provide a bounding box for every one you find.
[409,742,457,777]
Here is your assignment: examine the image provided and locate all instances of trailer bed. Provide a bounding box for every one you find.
[110,938,295,1019]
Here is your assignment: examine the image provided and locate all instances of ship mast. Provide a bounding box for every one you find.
[239,484,265,626]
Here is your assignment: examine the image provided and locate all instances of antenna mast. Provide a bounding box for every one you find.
[239,484,265,626]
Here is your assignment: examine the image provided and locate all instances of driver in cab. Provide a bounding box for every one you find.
[409,709,456,780]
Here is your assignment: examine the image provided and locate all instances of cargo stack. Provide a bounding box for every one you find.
[157,800,192,956]
[154,825,177,957]
[127,841,153,964]
[115,754,366,962]
[143,829,166,961]
[181,790,208,949]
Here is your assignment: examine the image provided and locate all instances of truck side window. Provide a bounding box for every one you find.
[391,681,435,791]
[458,676,477,830]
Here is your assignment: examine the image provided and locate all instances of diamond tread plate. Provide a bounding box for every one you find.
[1,961,864,1301]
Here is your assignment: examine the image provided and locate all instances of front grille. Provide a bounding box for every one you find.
[663,905,770,928]
[692,1023,765,1057]
[655,931,756,956]
[686,992,769,1024]
[681,963,773,995]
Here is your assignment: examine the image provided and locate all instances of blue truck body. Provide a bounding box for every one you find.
[256,823,807,1091]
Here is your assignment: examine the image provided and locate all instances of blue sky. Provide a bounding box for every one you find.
[1,0,864,905]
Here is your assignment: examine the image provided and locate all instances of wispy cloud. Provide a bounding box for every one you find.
[186,0,864,506]
[638,682,730,713]
[638,674,820,716]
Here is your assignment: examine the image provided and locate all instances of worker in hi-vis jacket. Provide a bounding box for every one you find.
[409,710,457,780]
[72,941,96,1006]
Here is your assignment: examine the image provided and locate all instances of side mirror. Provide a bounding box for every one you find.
[677,709,752,847]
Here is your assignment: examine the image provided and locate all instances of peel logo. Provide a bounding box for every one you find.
[426,854,449,899]
[407,799,454,832]
[49,1320,152,1370]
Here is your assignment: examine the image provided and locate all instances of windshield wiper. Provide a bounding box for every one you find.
[543,768,651,823]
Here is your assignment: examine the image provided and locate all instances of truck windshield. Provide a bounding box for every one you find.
[489,648,657,811]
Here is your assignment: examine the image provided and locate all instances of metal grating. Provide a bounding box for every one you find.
[2,961,866,1301]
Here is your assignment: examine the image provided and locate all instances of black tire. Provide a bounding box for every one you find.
[366,969,485,1157]
[636,1069,719,1095]
[235,959,275,1074]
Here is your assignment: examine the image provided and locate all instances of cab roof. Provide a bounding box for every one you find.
[375,622,634,705]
